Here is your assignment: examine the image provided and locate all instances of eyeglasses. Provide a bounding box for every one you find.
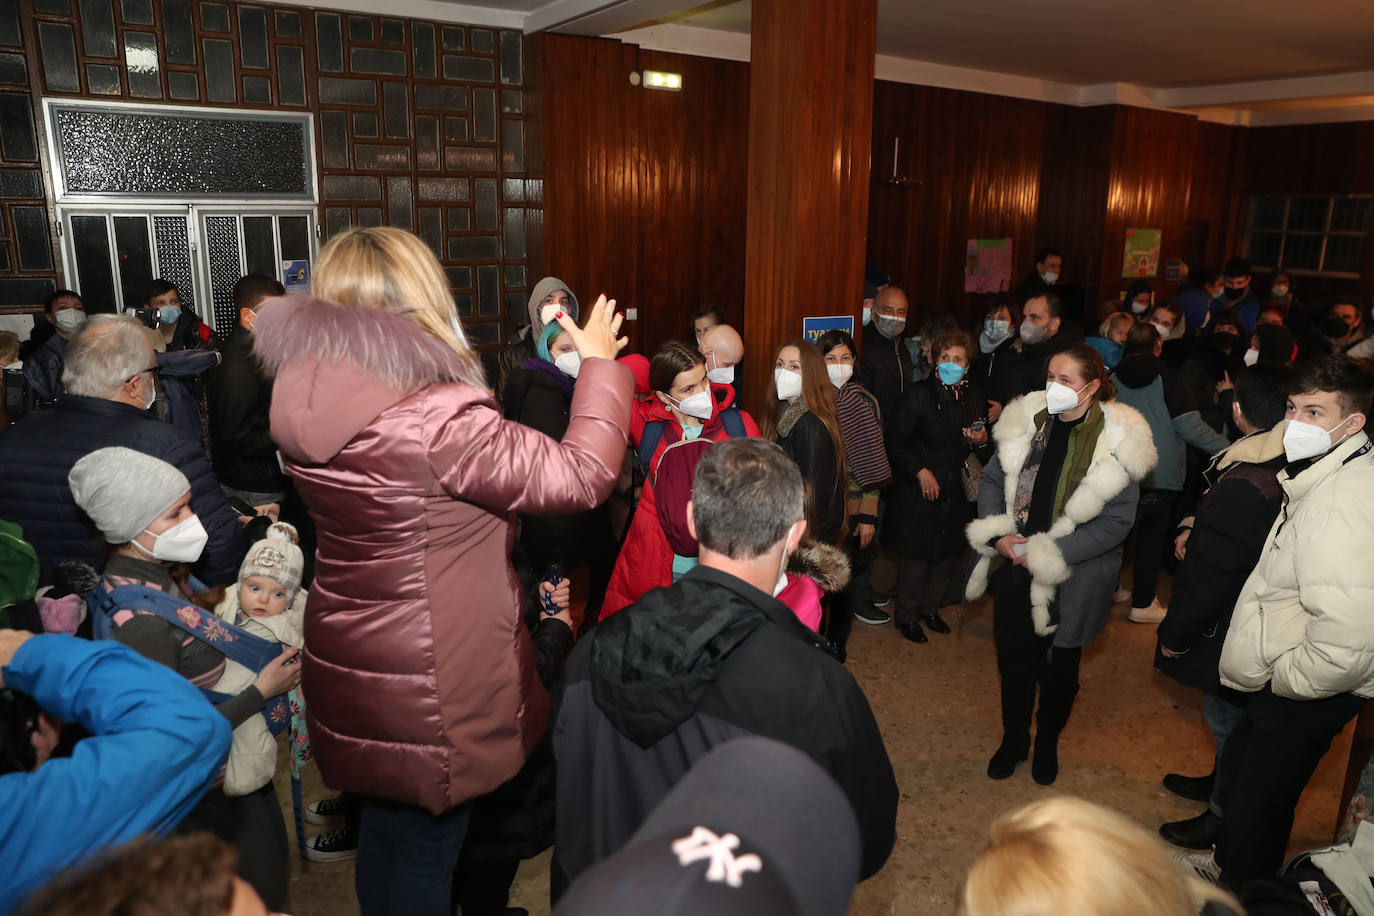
[126,365,159,383]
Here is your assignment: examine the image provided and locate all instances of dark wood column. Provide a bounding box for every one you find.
[741,0,876,422]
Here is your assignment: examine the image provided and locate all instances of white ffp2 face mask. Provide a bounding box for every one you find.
[1283,415,1355,463]
[133,514,209,563]
[827,363,853,389]
[539,303,565,327]
[54,308,86,334]
[1020,320,1049,345]
[1045,380,1088,415]
[1243,348,1260,367]
[706,365,734,385]
[667,389,714,421]
[1042,271,1059,284]
[774,368,803,400]
[554,351,582,378]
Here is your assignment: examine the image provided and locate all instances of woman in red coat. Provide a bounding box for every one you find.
[252,227,632,916]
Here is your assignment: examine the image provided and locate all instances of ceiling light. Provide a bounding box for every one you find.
[642,70,682,91]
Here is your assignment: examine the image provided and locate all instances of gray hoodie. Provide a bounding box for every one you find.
[526,277,580,338]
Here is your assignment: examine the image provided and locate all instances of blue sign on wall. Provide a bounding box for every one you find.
[802,315,854,343]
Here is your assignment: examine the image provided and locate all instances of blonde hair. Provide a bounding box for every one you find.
[1099,312,1134,341]
[957,797,1239,916]
[311,227,485,388]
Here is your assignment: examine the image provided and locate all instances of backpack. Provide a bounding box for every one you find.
[639,408,748,557]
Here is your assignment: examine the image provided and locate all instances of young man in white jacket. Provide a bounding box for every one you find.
[1191,356,1374,888]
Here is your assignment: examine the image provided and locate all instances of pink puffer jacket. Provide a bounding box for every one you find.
[253,296,632,814]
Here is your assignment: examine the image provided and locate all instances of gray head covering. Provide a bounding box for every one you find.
[68,447,190,543]
[526,277,579,336]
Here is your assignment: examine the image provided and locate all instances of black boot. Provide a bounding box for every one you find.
[1031,731,1059,785]
[1030,646,1080,787]
[1162,770,1215,803]
[897,618,928,643]
[1159,809,1222,850]
[987,737,1030,779]
[921,612,951,635]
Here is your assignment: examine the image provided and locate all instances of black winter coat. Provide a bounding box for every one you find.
[776,410,845,545]
[551,565,897,888]
[972,337,1021,408]
[207,326,286,493]
[883,377,990,560]
[1006,325,1082,400]
[859,322,914,423]
[0,395,246,586]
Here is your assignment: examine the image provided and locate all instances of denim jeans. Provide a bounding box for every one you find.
[355,795,472,916]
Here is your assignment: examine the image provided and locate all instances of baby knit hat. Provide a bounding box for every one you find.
[68,447,190,544]
[239,522,305,600]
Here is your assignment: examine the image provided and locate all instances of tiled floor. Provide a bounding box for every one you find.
[276,585,1356,915]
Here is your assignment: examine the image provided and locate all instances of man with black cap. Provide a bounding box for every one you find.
[551,438,897,896]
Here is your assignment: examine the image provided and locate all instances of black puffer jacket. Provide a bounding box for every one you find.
[207,326,286,493]
[859,322,914,423]
[972,336,1021,408]
[0,395,246,585]
[775,409,845,544]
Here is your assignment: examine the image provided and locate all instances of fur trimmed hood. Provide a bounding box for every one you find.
[787,542,851,594]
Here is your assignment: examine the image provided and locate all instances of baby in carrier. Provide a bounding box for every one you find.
[212,522,306,796]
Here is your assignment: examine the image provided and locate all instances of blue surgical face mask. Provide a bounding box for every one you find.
[159,305,182,326]
[936,361,966,386]
[983,319,1011,342]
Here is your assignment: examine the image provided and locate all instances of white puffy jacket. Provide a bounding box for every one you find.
[1220,432,1374,700]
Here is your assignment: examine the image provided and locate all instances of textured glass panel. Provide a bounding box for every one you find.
[474,179,497,231]
[413,23,435,79]
[442,26,464,51]
[0,0,17,46]
[501,89,523,114]
[446,147,495,171]
[277,45,305,106]
[279,216,309,261]
[124,31,161,98]
[387,176,412,229]
[499,31,522,85]
[501,119,524,172]
[504,265,525,287]
[71,215,116,313]
[239,7,268,69]
[473,89,495,142]
[14,206,52,271]
[274,11,301,39]
[204,38,235,101]
[454,293,473,317]
[444,55,494,83]
[321,110,348,167]
[0,168,41,198]
[471,29,493,53]
[315,14,342,73]
[79,0,118,58]
[54,107,310,196]
[121,0,153,23]
[113,216,153,316]
[525,178,542,203]
[465,321,499,346]
[153,215,195,312]
[243,216,275,278]
[445,116,469,142]
[381,19,404,45]
[383,82,408,139]
[352,111,377,139]
[416,84,466,111]
[0,93,37,161]
[323,175,380,200]
[36,0,70,14]
[0,278,57,308]
[503,292,525,334]
[502,208,525,259]
[243,76,271,103]
[200,2,229,31]
[357,207,382,228]
[502,178,523,202]
[351,48,407,76]
[168,71,198,100]
[319,77,374,105]
[1246,232,1282,268]
[354,144,409,170]
[1324,235,1365,273]
[1282,234,1322,270]
[447,208,470,231]
[1331,198,1371,233]
[348,16,373,43]
[1287,196,1329,232]
[38,23,80,93]
[325,207,350,238]
[477,265,499,316]
[448,236,497,260]
[86,64,120,95]
[446,267,471,288]
[417,115,439,170]
[0,245,8,271]
[419,177,468,201]
[418,207,441,256]
[205,215,242,330]
[0,52,25,84]
[161,0,195,64]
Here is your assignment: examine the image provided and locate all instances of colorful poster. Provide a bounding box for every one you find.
[964,238,1013,293]
[802,315,854,343]
[282,260,310,295]
[1122,229,1162,278]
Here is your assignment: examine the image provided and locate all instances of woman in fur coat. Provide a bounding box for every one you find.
[965,344,1156,786]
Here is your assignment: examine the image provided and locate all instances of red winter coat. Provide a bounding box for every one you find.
[600,383,760,619]
[253,296,632,815]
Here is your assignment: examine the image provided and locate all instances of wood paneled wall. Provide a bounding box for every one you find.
[1035,104,1114,311]
[534,34,749,355]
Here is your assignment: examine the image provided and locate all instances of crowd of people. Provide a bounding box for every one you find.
[2,228,1374,915]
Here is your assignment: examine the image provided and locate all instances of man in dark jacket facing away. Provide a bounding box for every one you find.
[1153,364,1290,851]
[551,438,898,895]
[208,274,288,507]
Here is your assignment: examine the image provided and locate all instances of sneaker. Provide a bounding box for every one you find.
[304,826,358,862]
[305,795,347,827]
[1113,587,1131,603]
[853,605,892,626]
[1170,848,1221,885]
[1128,598,1167,624]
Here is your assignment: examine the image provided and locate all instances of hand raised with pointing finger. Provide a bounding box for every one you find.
[555,294,627,362]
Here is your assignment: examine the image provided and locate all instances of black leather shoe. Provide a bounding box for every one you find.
[921,612,951,635]
[897,620,928,643]
[987,739,1029,779]
[1163,770,1215,803]
[1031,735,1059,785]
[1159,809,1221,850]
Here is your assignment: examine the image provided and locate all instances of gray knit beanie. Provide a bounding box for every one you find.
[68,447,191,543]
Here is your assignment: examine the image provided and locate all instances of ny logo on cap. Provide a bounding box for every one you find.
[672,827,762,888]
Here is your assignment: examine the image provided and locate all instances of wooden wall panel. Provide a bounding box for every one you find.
[1034,104,1115,312]
[1186,120,1245,273]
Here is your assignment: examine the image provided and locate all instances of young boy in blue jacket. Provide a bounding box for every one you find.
[0,632,231,914]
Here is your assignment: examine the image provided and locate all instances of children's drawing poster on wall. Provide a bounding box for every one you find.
[1122,229,1162,278]
[964,238,1013,293]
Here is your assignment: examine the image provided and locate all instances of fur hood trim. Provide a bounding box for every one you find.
[252,295,487,393]
[787,542,851,593]
[965,391,1157,635]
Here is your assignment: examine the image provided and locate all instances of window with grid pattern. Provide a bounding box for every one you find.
[1245,195,1370,278]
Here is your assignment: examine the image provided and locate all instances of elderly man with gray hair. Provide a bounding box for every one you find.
[0,314,245,585]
